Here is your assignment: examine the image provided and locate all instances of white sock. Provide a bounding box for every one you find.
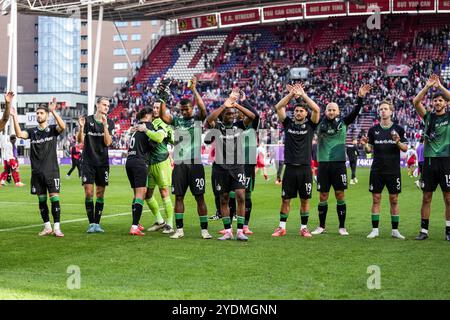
[421,228,429,234]
[54,222,60,230]
[237,228,243,233]
[131,225,138,229]
[446,221,450,227]
[44,222,51,230]
[372,228,379,232]
[301,224,307,230]
[177,228,184,233]
[279,221,286,229]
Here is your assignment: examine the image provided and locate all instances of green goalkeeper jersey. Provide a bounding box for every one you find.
[149,117,173,165]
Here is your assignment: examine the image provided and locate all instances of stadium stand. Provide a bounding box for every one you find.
[103,14,450,150]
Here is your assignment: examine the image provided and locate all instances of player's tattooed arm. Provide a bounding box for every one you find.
[413,75,438,119]
[274,85,295,122]
[159,100,173,125]
[49,97,66,133]
[77,116,85,144]
[9,106,29,139]
[0,92,14,131]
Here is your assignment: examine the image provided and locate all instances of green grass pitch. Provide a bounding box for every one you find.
[0,165,449,300]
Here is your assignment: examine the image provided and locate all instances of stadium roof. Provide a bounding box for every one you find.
[10,0,360,21]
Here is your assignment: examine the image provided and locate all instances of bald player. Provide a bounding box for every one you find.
[311,84,371,236]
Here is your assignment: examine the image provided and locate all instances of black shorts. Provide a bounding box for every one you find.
[418,162,424,176]
[81,164,110,186]
[31,171,61,195]
[126,163,148,189]
[281,164,312,199]
[213,165,246,194]
[369,171,401,194]
[172,163,206,196]
[421,157,450,192]
[317,162,348,193]
[244,164,256,193]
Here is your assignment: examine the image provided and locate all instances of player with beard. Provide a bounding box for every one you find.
[413,74,450,241]
[205,89,257,241]
[361,100,408,239]
[271,83,320,238]
[159,76,212,239]
[311,84,372,236]
[11,97,66,237]
[77,97,114,233]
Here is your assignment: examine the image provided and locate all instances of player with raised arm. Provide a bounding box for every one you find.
[0,92,13,132]
[412,74,450,241]
[361,100,408,239]
[159,76,212,239]
[144,81,176,235]
[205,88,257,241]
[77,97,114,233]
[11,97,66,237]
[217,90,260,235]
[311,84,371,236]
[271,83,320,238]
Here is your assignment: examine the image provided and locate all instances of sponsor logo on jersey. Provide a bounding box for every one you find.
[374,139,396,145]
[287,128,308,135]
[31,136,55,144]
[87,132,105,137]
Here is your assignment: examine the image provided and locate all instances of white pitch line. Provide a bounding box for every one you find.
[0,208,158,232]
